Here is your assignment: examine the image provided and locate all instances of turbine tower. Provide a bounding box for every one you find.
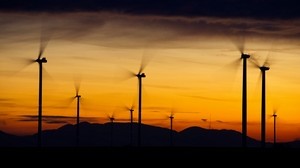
[231,34,251,147]
[74,83,81,147]
[33,32,50,147]
[272,110,277,147]
[241,52,250,148]
[124,52,150,146]
[169,112,174,146]
[126,105,134,146]
[36,54,47,147]
[251,56,270,148]
[260,65,269,148]
[136,71,146,147]
[108,114,115,147]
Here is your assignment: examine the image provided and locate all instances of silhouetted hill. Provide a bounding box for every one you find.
[0,122,294,148]
[177,126,264,147]
[0,131,20,146]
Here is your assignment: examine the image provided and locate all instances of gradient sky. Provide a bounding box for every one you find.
[1,0,300,143]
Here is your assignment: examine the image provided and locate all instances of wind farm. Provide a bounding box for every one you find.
[1,1,300,150]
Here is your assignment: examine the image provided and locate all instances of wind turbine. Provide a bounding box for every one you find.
[251,57,270,148]
[125,104,135,146]
[74,80,81,146]
[32,32,49,147]
[231,36,251,148]
[260,65,270,148]
[108,113,115,147]
[272,110,277,147]
[168,111,175,146]
[11,21,52,147]
[125,55,149,147]
[136,67,146,147]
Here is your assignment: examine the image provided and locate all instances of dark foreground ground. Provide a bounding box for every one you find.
[2,147,300,162]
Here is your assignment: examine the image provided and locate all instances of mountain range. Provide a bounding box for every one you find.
[1,122,299,148]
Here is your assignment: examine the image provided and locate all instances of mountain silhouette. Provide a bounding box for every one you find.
[2,122,300,161]
[0,122,275,147]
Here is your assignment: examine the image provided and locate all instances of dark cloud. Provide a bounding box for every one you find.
[1,12,300,51]
[1,0,300,19]
[18,115,99,124]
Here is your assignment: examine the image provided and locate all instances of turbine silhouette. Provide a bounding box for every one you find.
[240,53,250,148]
[260,65,270,148]
[124,54,149,147]
[108,113,115,147]
[74,80,81,146]
[272,110,277,147]
[136,67,146,147]
[250,56,270,148]
[231,36,251,148]
[125,104,135,146]
[28,31,50,147]
[168,111,175,146]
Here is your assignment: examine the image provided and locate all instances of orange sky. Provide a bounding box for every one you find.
[1,12,300,142]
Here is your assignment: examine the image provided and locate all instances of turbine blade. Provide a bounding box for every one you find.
[116,67,136,82]
[228,58,242,70]
[42,67,54,81]
[237,36,245,54]
[213,58,241,89]
[8,58,36,76]
[38,19,53,59]
[130,104,135,110]
[79,97,86,106]
[38,32,51,60]
[264,41,276,67]
[251,72,262,100]
[249,56,260,68]
[138,48,152,74]
[231,34,246,54]
[268,114,274,119]
[170,107,175,117]
[107,114,111,120]
[49,97,75,110]
[74,76,82,95]
[22,57,37,66]
[263,55,271,67]
[68,97,76,106]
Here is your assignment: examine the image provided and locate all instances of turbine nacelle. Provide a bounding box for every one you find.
[36,57,47,63]
[136,73,146,78]
[260,66,270,71]
[241,53,250,59]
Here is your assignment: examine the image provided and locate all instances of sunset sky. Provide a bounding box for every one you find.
[1,0,300,143]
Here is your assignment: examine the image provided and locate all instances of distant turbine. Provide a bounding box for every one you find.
[272,110,277,147]
[74,80,81,147]
[168,111,175,146]
[108,113,115,147]
[125,104,135,146]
